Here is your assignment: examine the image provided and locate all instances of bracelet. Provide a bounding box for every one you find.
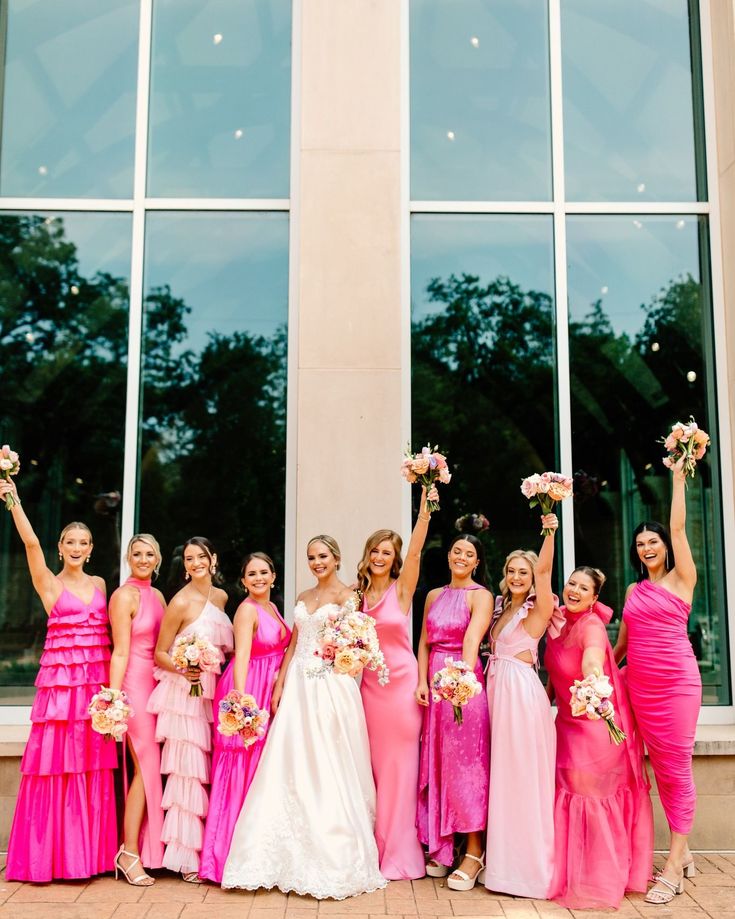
[418,514,430,522]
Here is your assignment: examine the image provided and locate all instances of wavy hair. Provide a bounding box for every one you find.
[356,529,403,597]
[497,549,539,613]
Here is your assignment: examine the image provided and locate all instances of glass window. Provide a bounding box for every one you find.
[567,215,729,704]
[138,212,289,595]
[410,0,551,201]
[561,0,703,201]
[0,0,139,198]
[147,0,291,198]
[0,212,131,699]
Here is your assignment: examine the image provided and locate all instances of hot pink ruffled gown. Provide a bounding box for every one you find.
[545,602,653,909]
[148,597,233,875]
[417,585,490,867]
[361,582,425,880]
[484,595,561,900]
[199,600,290,883]
[623,579,701,835]
[6,584,118,881]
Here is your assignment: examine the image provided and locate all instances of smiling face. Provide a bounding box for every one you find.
[58,527,93,570]
[242,558,276,599]
[129,539,159,581]
[183,544,215,583]
[563,570,598,613]
[370,539,396,577]
[504,555,534,598]
[448,539,477,579]
[636,529,667,572]
[307,541,338,581]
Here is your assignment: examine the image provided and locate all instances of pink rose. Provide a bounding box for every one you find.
[199,647,219,668]
[662,456,674,469]
[664,434,678,452]
[0,445,9,457]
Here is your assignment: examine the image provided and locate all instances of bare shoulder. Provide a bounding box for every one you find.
[212,586,229,609]
[337,586,358,606]
[425,587,442,608]
[623,582,637,602]
[92,575,107,597]
[296,588,314,604]
[153,587,167,609]
[167,589,190,613]
[110,582,138,607]
[234,598,258,623]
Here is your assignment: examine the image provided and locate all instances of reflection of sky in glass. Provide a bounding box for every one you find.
[411,0,551,201]
[148,0,291,197]
[562,0,699,201]
[143,212,288,354]
[0,0,139,197]
[412,215,554,320]
[44,213,133,282]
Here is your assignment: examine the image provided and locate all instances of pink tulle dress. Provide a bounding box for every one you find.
[147,594,233,875]
[623,579,702,835]
[545,602,653,909]
[121,577,166,869]
[361,582,425,880]
[417,585,490,868]
[483,594,562,900]
[199,600,290,884]
[6,583,118,882]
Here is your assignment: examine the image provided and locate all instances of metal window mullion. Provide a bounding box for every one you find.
[401,0,413,553]
[143,197,290,211]
[408,200,709,216]
[0,198,133,211]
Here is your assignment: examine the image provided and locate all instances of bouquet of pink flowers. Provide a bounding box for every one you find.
[569,672,626,745]
[400,444,451,512]
[0,445,21,509]
[309,597,390,685]
[660,416,710,479]
[217,690,270,748]
[520,471,574,535]
[170,633,221,696]
[88,686,134,741]
[431,656,482,725]
[455,512,490,533]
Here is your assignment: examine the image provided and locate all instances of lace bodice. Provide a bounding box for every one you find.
[292,602,335,668]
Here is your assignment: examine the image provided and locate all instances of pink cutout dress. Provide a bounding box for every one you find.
[623,579,701,835]
[417,585,490,868]
[483,595,562,900]
[361,582,425,880]
[545,602,653,909]
[121,576,166,869]
[147,595,233,874]
[199,600,290,883]
[6,584,118,881]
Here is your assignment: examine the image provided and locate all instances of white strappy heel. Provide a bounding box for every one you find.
[645,872,684,904]
[114,844,155,887]
[447,852,485,891]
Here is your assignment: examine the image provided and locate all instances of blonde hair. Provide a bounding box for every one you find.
[59,521,93,543]
[498,549,539,613]
[307,534,342,569]
[127,533,163,578]
[357,529,403,596]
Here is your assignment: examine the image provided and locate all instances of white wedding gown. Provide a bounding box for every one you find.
[221,602,387,899]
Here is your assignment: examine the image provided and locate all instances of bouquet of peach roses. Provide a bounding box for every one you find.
[520,471,574,535]
[0,445,21,509]
[88,686,134,741]
[431,656,482,725]
[217,690,270,748]
[660,416,710,479]
[308,597,390,685]
[401,444,451,512]
[569,671,626,745]
[170,633,221,696]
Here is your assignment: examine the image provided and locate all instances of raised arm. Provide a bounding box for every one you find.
[108,586,138,690]
[396,485,434,612]
[231,601,258,694]
[461,588,492,670]
[526,513,558,636]
[669,457,697,595]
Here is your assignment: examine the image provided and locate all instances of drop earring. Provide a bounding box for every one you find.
[58,553,63,561]
[184,572,191,581]
[665,550,669,569]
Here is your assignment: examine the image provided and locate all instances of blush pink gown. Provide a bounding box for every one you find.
[199,600,290,883]
[361,582,425,880]
[6,584,118,881]
[623,579,701,835]
[545,602,653,909]
[121,576,166,869]
[417,585,490,868]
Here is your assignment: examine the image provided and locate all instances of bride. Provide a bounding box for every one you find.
[222,535,386,899]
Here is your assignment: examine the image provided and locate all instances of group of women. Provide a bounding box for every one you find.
[0,459,701,911]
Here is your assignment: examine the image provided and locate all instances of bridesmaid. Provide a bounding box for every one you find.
[415,533,492,890]
[545,566,653,908]
[614,456,701,904]
[483,515,562,900]
[148,536,234,882]
[199,552,290,884]
[357,485,435,880]
[1,478,117,882]
[108,533,166,886]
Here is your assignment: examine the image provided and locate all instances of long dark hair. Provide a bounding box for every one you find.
[448,533,489,589]
[629,521,675,582]
[182,536,224,585]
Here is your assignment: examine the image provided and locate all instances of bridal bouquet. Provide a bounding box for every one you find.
[401,444,451,512]
[660,416,710,479]
[0,445,20,509]
[569,672,626,745]
[309,598,390,685]
[217,690,270,748]
[88,686,134,741]
[431,656,482,725]
[455,512,490,533]
[170,633,221,696]
[520,471,574,535]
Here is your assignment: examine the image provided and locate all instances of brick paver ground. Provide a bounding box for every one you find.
[2,853,735,919]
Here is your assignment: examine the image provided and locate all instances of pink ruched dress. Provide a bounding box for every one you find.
[417,585,490,868]
[545,602,653,909]
[361,582,425,880]
[6,583,118,882]
[623,579,701,835]
[147,596,233,875]
[484,595,561,900]
[199,600,290,884]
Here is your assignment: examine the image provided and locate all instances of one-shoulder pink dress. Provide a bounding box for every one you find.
[148,596,234,874]
[6,584,118,881]
[623,579,701,835]
[121,576,165,869]
[545,602,653,909]
[361,582,425,880]
[199,600,290,884]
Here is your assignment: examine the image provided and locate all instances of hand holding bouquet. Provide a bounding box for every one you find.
[569,671,626,745]
[401,444,451,512]
[217,690,270,748]
[431,656,482,725]
[520,471,574,536]
[309,597,390,685]
[660,416,710,479]
[170,633,221,696]
[88,686,133,741]
[0,445,20,510]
